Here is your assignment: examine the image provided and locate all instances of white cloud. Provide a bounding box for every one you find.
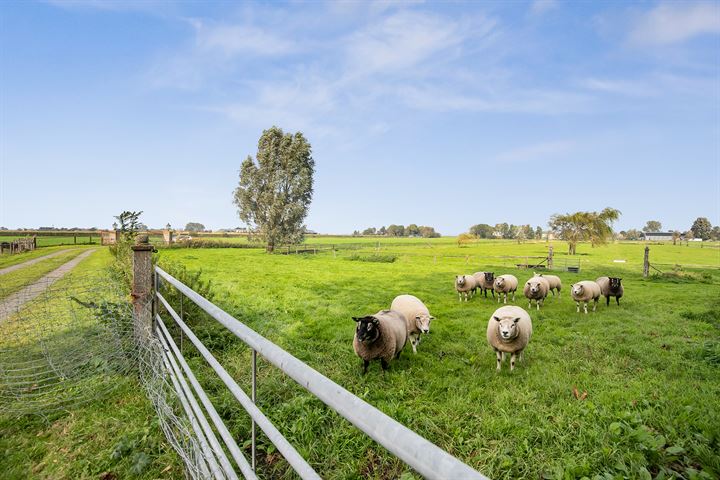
[493,140,574,163]
[531,0,559,15]
[629,2,720,46]
[192,21,298,57]
[343,11,494,76]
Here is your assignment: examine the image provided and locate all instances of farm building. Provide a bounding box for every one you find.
[641,232,674,241]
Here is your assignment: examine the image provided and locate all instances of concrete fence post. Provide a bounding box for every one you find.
[132,234,155,340]
[643,246,650,278]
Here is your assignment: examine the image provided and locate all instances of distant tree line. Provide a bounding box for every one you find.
[618,217,719,243]
[352,224,441,238]
[468,223,544,241]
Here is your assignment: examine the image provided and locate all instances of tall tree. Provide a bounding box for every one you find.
[548,207,621,254]
[535,226,543,239]
[386,224,405,236]
[406,224,420,237]
[418,226,440,238]
[690,217,712,240]
[469,223,494,238]
[233,127,315,252]
[185,222,206,232]
[643,220,662,232]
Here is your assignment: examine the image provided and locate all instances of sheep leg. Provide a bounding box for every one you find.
[512,290,516,302]
[583,302,588,314]
[528,301,532,309]
[510,352,517,372]
[593,298,598,312]
[491,289,495,299]
[362,360,369,375]
[576,301,580,313]
[518,350,524,363]
[536,300,540,311]
[380,359,389,371]
[606,295,610,307]
[495,349,502,371]
[616,296,620,306]
[411,335,418,354]
[458,292,462,302]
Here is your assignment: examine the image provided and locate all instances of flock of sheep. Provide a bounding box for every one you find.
[352,271,624,374]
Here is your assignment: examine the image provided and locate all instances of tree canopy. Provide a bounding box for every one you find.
[643,220,662,232]
[185,222,205,232]
[233,127,315,252]
[690,217,712,240]
[549,207,621,254]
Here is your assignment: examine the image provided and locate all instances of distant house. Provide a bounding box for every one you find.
[641,232,674,241]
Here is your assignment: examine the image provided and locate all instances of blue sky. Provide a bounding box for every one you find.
[1,0,718,234]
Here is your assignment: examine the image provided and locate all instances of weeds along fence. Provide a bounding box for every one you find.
[137,241,488,479]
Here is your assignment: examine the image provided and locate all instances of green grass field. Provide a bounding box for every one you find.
[0,249,184,479]
[0,248,91,300]
[148,239,720,479]
[1,239,718,479]
[0,235,101,247]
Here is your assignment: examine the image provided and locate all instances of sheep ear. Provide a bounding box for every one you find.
[352,317,361,322]
[415,315,422,320]
[513,317,521,324]
[493,316,501,322]
[429,316,435,321]
[371,317,379,325]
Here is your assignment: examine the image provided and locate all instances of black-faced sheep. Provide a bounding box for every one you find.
[455,275,477,302]
[596,276,624,306]
[353,310,408,374]
[473,271,495,298]
[494,274,518,304]
[534,272,562,296]
[523,276,550,310]
[570,281,602,314]
[390,294,434,354]
[486,305,532,372]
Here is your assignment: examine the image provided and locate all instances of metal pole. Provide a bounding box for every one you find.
[180,294,184,353]
[252,349,257,471]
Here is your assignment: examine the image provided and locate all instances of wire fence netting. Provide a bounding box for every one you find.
[0,274,214,479]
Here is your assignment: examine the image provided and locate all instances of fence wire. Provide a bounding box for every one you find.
[0,274,218,479]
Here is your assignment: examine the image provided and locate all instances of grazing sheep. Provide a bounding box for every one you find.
[523,276,550,310]
[494,274,518,304]
[534,272,562,297]
[570,281,602,314]
[596,276,624,306]
[486,305,533,372]
[455,275,477,302]
[473,271,495,298]
[353,310,408,374]
[390,294,435,354]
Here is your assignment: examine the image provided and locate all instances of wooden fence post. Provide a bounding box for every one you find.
[643,246,650,278]
[132,235,155,340]
[548,246,553,269]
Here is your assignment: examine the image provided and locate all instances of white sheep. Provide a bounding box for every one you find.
[534,272,562,297]
[494,274,518,304]
[596,276,624,306]
[523,276,550,310]
[486,305,533,372]
[570,281,602,314]
[353,310,408,374]
[455,275,477,302]
[473,271,495,299]
[390,294,434,354]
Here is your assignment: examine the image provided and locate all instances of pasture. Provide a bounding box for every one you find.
[150,239,720,479]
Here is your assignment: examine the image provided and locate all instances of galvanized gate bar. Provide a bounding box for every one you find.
[155,266,488,480]
[156,315,249,480]
[158,340,215,479]
[155,291,322,480]
[156,324,229,479]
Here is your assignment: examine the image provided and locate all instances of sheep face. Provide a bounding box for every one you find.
[456,276,466,287]
[353,316,380,343]
[415,315,434,334]
[494,277,505,289]
[484,272,495,283]
[494,316,520,341]
[609,277,622,292]
[527,281,542,295]
[571,284,584,296]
